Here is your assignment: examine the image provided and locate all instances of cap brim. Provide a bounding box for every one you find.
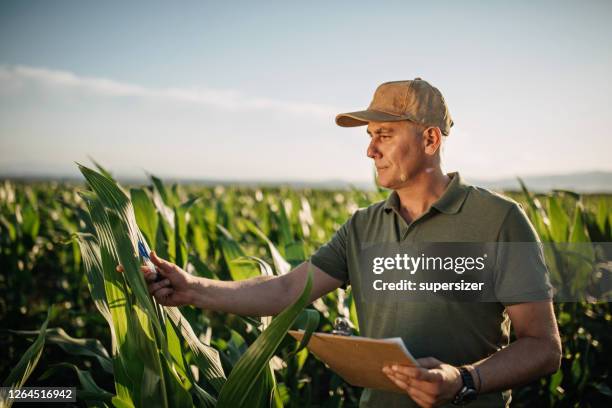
[335,110,412,127]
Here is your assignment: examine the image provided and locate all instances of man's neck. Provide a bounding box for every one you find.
[394,168,451,224]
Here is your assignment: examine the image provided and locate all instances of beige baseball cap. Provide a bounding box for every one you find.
[335,78,454,135]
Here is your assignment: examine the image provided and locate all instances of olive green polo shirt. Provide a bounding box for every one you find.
[310,172,552,408]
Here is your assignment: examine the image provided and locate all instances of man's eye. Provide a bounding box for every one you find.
[381,135,391,139]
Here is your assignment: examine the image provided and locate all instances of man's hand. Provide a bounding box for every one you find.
[382,357,463,408]
[116,251,196,307]
[117,259,344,316]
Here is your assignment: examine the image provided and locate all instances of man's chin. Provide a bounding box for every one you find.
[377,178,394,189]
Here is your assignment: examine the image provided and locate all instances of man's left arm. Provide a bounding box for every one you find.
[383,301,562,407]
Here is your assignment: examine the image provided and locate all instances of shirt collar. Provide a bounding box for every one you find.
[383,172,470,215]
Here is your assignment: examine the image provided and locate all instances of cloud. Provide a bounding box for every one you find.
[0,64,338,117]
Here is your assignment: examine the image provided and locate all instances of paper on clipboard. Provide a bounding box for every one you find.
[288,330,419,393]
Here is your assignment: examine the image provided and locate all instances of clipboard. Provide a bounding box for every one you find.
[288,330,419,393]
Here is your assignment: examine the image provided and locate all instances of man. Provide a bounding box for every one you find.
[134,79,562,407]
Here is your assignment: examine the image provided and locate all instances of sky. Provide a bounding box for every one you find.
[1,0,611,183]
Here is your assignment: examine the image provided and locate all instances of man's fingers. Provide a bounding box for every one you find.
[144,272,157,283]
[404,384,435,407]
[150,251,169,269]
[391,365,422,378]
[148,279,171,294]
[141,266,158,282]
[386,373,410,392]
[117,264,157,280]
[389,370,411,384]
[416,357,442,369]
[392,365,441,383]
[384,368,433,407]
[153,287,173,299]
[150,251,174,276]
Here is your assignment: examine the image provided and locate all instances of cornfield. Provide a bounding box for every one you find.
[0,163,610,407]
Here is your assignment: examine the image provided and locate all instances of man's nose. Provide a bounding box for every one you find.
[367,140,380,159]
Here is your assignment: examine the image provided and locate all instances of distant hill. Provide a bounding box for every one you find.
[303,171,612,193]
[467,171,612,193]
[2,171,612,193]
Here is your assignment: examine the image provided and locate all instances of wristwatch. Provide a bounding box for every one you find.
[452,366,478,405]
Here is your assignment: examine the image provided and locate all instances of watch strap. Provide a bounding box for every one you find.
[459,366,476,390]
[452,366,478,405]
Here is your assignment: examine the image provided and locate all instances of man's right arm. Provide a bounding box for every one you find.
[192,261,343,316]
[139,252,344,316]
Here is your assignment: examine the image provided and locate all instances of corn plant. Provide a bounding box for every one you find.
[511,180,612,407]
[68,164,316,407]
[1,308,52,408]
[3,171,610,407]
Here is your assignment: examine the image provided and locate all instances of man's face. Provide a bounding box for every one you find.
[366,120,427,189]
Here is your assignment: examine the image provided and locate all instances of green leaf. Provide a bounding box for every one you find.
[548,196,570,242]
[275,202,293,248]
[216,268,313,408]
[79,165,176,407]
[20,200,40,239]
[241,256,275,278]
[591,382,612,397]
[89,157,116,181]
[548,369,563,396]
[81,194,136,404]
[40,363,114,405]
[130,188,158,249]
[217,225,260,281]
[567,203,595,296]
[75,232,113,329]
[2,307,52,407]
[225,330,248,366]
[284,241,306,267]
[151,174,177,208]
[290,309,320,353]
[174,198,198,269]
[244,220,291,275]
[78,165,231,407]
[11,327,113,374]
[165,306,226,394]
[517,178,552,241]
[595,199,609,236]
[569,203,590,243]
[347,289,360,333]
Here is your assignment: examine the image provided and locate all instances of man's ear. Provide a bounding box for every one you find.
[422,126,443,155]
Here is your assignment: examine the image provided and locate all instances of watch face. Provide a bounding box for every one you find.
[453,387,478,405]
[462,388,478,402]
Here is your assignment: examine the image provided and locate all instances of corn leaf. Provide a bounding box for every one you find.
[40,363,114,406]
[244,220,291,275]
[151,174,177,208]
[290,309,320,353]
[78,165,234,407]
[2,308,52,408]
[10,327,113,374]
[130,188,158,249]
[216,269,313,407]
[174,197,199,269]
[548,196,570,242]
[75,232,113,329]
[165,306,226,393]
[89,157,116,181]
[568,203,595,296]
[217,225,260,281]
[275,202,293,249]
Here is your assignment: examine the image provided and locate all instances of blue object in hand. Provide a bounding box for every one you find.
[138,240,162,282]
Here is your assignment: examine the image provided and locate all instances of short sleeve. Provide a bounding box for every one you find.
[309,219,350,285]
[494,203,553,306]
